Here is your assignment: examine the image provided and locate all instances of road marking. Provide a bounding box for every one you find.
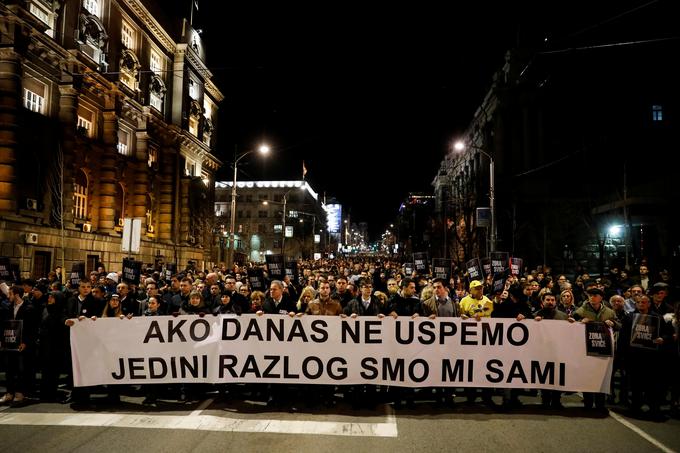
[0,409,398,437]
[609,410,678,453]
[190,398,214,417]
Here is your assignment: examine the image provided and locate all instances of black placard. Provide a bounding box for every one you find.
[265,254,285,280]
[1,320,23,351]
[490,251,509,275]
[630,314,660,350]
[285,261,298,283]
[432,258,452,281]
[466,258,483,281]
[492,269,510,294]
[247,268,266,291]
[122,258,142,285]
[0,257,12,281]
[585,322,613,357]
[481,258,492,278]
[404,262,414,277]
[70,261,85,287]
[413,252,429,274]
[510,257,523,277]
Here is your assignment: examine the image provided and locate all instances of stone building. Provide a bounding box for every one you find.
[214,180,327,263]
[0,0,223,278]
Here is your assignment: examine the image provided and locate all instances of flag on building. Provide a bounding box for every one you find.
[302,160,308,179]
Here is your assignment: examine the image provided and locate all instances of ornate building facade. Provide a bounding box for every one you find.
[0,0,223,278]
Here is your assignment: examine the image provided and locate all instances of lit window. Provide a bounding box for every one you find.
[121,20,135,51]
[73,170,88,220]
[203,98,213,120]
[274,225,283,233]
[185,158,196,176]
[150,92,163,111]
[23,77,45,114]
[24,89,44,113]
[148,147,158,168]
[189,79,198,99]
[30,3,50,24]
[150,49,162,76]
[83,0,99,16]
[77,107,94,137]
[117,129,130,155]
[188,116,199,136]
[120,50,140,90]
[652,105,663,122]
[148,75,166,112]
[146,195,154,233]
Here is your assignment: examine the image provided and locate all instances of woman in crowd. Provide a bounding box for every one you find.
[558,289,577,317]
[296,287,315,313]
[250,290,265,313]
[213,292,241,315]
[180,291,206,315]
[101,294,123,318]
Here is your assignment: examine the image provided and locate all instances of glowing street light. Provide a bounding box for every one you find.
[227,144,269,270]
[454,140,496,252]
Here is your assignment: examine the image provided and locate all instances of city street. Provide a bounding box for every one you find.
[1,390,678,452]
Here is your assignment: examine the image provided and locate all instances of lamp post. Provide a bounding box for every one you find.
[227,144,269,270]
[454,140,496,252]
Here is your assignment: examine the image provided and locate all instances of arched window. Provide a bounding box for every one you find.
[119,49,140,90]
[188,100,202,137]
[115,183,126,226]
[146,194,154,234]
[73,169,88,220]
[149,74,166,112]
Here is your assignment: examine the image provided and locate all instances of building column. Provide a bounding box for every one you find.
[58,85,79,225]
[98,154,117,233]
[158,147,174,243]
[179,176,191,242]
[132,131,149,220]
[0,49,21,213]
[97,110,118,233]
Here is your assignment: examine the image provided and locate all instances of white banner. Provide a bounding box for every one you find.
[70,315,613,392]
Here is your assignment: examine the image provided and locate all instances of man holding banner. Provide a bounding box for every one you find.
[573,287,620,413]
[459,280,494,320]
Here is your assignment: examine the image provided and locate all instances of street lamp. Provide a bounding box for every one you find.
[454,140,496,252]
[227,144,269,270]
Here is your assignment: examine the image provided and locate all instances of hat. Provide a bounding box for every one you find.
[650,283,669,294]
[106,272,119,283]
[586,287,605,297]
[110,293,120,299]
[469,280,483,290]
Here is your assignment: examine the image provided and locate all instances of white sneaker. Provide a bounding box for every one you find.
[0,393,14,404]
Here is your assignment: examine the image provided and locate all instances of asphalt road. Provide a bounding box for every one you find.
[1,390,679,453]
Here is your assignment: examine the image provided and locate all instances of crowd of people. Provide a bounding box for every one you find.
[0,257,678,421]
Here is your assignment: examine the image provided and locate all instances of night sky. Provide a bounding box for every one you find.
[165,1,668,239]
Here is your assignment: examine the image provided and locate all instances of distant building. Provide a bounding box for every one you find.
[396,193,435,259]
[0,0,223,278]
[433,38,678,273]
[214,180,327,263]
